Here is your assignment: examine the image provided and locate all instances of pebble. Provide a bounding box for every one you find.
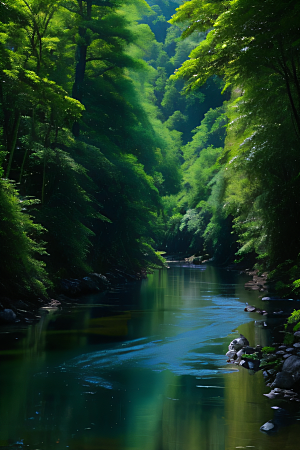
[293,343,300,348]
[286,348,295,353]
[283,354,292,359]
[260,421,276,432]
[276,351,285,355]
[284,390,296,396]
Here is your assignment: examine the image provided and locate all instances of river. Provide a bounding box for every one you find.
[0,264,299,450]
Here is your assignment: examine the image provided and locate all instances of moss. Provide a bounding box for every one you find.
[293,322,300,332]
[242,352,260,360]
[261,346,275,354]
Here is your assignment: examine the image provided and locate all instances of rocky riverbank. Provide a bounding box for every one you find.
[0,267,147,327]
[227,294,300,412]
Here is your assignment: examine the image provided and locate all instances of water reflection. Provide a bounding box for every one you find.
[0,265,299,449]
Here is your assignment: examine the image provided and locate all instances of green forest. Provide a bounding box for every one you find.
[1,0,300,300]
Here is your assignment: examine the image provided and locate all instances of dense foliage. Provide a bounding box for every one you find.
[1,0,300,298]
[0,0,182,297]
[164,0,300,287]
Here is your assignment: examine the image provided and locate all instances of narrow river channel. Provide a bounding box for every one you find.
[1,264,300,450]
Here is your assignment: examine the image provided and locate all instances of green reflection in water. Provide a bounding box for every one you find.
[0,265,299,450]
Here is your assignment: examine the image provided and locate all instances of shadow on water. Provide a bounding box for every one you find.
[0,264,300,450]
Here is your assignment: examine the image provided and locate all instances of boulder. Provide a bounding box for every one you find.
[236,349,244,363]
[0,309,16,323]
[243,346,256,355]
[88,273,110,288]
[60,279,81,296]
[245,305,256,312]
[272,371,295,389]
[226,350,236,359]
[260,420,277,433]
[282,355,300,379]
[79,277,100,294]
[228,334,249,351]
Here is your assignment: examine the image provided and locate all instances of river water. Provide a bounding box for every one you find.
[1,264,300,450]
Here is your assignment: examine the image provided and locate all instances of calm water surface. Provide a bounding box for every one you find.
[1,264,300,450]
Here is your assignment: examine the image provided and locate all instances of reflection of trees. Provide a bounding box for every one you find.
[0,266,287,449]
[123,370,226,450]
[0,305,132,447]
[224,369,269,448]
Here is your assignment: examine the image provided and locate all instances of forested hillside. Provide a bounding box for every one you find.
[166,0,300,296]
[0,0,181,298]
[1,0,300,299]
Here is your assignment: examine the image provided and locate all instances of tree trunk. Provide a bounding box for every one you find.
[71,0,93,136]
[5,111,21,179]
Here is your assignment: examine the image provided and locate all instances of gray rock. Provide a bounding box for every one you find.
[0,309,16,323]
[236,349,244,362]
[283,390,296,396]
[260,420,276,433]
[293,343,300,348]
[280,355,300,382]
[283,354,292,359]
[282,355,300,374]
[245,305,256,312]
[243,346,256,354]
[278,345,287,350]
[272,371,295,389]
[228,334,249,351]
[226,350,236,359]
[79,277,100,293]
[294,331,300,337]
[88,273,110,287]
[286,348,295,353]
[276,350,285,355]
[61,279,81,295]
[264,392,278,399]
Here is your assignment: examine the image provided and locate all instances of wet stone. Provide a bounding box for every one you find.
[276,351,285,355]
[286,348,295,353]
[260,421,276,433]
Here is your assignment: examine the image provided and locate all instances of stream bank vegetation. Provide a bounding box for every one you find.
[1,0,300,306]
